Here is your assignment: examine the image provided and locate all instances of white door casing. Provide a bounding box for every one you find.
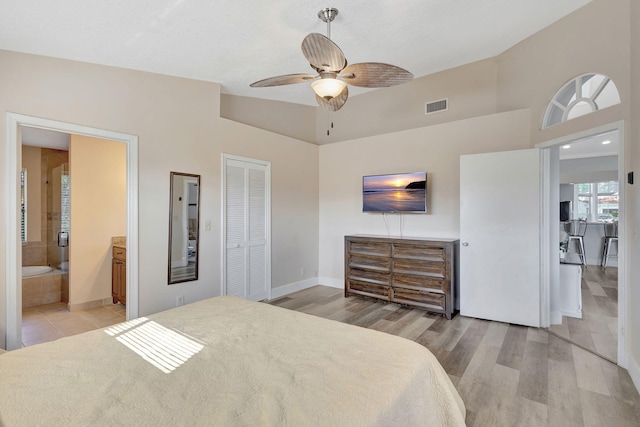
[460,149,541,327]
[5,113,138,350]
[222,154,270,301]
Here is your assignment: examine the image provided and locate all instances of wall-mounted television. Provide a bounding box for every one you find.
[363,172,427,213]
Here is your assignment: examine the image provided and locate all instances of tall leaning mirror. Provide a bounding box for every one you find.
[168,172,200,284]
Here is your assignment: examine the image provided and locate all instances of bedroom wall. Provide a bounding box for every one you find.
[317,109,531,284]
[69,135,126,309]
[220,94,317,143]
[314,58,499,145]
[0,49,320,347]
[495,0,631,146]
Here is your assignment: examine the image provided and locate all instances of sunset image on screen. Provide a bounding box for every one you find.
[363,172,426,212]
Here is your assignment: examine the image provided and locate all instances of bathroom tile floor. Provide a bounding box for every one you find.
[21,302,126,347]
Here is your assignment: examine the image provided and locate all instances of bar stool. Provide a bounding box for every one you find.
[564,220,588,265]
[601,221,618,268]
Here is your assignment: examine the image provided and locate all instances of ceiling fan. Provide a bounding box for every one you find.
[250,7,414,112]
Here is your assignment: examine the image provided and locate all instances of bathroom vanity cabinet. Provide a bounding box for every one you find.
[111,246,126,305]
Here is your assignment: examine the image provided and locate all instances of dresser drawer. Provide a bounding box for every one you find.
[392,258,445,278]
[393,273,445,292]
[348,268,391,285]
[348,241,392,257]
[346,279,390,300]
[348,254,390,272]
[112,246,126,261]
[393,243,445,261]
[392,288,445,311]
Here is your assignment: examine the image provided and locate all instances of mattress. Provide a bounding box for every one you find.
[0,296,465,426]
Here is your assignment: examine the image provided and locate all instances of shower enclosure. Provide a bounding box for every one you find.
[48,162,70,302]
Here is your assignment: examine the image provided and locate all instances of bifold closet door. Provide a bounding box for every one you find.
[223,156,270,301]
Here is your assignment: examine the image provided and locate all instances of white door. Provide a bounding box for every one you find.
[460,149,540,327]
[223,155,270,301]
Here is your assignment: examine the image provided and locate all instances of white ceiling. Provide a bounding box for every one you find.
[1,0,592,106]
[559,130,619,160]
[21,127,69,150]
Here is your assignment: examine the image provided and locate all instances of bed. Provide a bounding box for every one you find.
[0,296,465,426]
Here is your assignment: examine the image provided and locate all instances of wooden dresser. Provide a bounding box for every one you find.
[345,235,459,319]
[111,246,126,305]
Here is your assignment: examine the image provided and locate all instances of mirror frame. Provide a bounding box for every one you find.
[168,172,201,284]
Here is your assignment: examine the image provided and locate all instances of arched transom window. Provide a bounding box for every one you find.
[543,73,620,129]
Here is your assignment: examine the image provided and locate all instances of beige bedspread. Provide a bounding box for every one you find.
[0,296,465,426]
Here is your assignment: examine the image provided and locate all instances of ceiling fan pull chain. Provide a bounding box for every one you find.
[327,111,331,136]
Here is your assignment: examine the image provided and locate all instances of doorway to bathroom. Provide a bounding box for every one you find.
[5,113,139,351]
[19,127,129,346]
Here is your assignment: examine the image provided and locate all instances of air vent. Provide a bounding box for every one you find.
[425,98,448,115]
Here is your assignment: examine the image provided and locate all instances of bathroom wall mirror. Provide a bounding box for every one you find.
[168,172,200,284]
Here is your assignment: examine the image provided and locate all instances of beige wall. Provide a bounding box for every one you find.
[220,94,317,143]
[0,49,320,347]
[318,109,531,282]
[315,58,499,144]
[220,58,499,145]
[21,145,42,243]
[495,0,631,146]
[69,135,126,307]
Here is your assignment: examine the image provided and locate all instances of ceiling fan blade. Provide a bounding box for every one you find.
[341,63,413,88]
[315,85,349,112]
[250,73,317,87]
[301,33,346,73]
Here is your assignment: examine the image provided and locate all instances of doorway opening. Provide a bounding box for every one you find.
[538,121,625,365]
[5,113,139,350]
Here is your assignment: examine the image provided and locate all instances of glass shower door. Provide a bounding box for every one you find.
[49,163,70,301]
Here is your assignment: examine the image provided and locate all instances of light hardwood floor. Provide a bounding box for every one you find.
[269,285,640,427]
[549,266,618,362]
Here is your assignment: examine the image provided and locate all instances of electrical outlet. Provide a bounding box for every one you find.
[205,220,211,231]
[300,267,305,277]
[176,295,184,307]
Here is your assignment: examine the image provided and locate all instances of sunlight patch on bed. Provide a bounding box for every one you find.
[105,318,204,373]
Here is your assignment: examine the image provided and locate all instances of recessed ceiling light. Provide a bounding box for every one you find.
[562,145,571,149]
[602,140,611,145]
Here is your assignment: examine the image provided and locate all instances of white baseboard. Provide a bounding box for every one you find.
[269,277,343,300]
[627,352,640,394]
[270,278,319,300]
[318,277,342,289]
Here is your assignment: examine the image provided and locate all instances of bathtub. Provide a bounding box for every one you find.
[22,266,64,308]
[22,265,53,278]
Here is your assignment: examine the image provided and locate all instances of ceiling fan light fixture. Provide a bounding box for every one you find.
[311,78,346,100]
